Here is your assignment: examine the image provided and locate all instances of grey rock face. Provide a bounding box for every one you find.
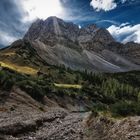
[24,17,79,45]
[24,17,114,46]
[23,16,140,72]
[0,87,89,140]
[86,115,140,140]
[105,42,140,65]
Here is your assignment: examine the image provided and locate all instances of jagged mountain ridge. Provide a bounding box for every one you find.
[2,16,140,72]
[24,17,115,48]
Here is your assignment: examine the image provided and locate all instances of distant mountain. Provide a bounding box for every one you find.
[1,16,140,72]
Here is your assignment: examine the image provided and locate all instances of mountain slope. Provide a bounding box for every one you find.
[23,17,140,72]
[1,16,140,73]
[105,42,140,65]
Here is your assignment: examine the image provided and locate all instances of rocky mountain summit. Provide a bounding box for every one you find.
[24,16,114,46]
[23,16,140,72]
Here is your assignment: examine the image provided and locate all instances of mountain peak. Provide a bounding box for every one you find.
[24,16,80,43]
[24,16,115,45]
[45,16,62,21]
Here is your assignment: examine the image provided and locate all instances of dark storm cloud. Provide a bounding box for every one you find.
[0,0,29,46]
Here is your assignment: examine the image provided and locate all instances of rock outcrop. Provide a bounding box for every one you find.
[86,115,140,140]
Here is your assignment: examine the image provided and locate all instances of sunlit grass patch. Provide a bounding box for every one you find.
[0,61,38,75]
[1,52,16,56]
[54,83,82,89]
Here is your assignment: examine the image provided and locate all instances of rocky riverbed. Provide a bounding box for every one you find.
[0,108,90,140]
[0,88,140,140]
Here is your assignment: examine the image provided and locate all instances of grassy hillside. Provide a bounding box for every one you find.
[0,61,38,75]
[0,41,140,117]
[0,64,140,117]
[54,83,82,89]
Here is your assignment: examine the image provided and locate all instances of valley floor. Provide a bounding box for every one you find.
[0,108,89,140]
[0,87,140,140]
[0,87,88,140]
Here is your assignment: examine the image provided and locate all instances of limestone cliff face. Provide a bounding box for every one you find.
[24,17,114,48]
[17,16,140,72]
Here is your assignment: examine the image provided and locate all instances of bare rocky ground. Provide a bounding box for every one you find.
[0,88,140,140]
[0,108,89,140]
[85,114,140,140]
[0,88,89,140]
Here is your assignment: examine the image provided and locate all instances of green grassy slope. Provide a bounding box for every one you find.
[0,40,140,117]
[0,65,140,117]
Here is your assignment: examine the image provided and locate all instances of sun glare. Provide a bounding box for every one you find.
[21,0,64,21]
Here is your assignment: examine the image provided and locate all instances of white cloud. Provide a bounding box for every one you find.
[90,0,117,11]
[78,25,82,29]
[120,22,129,27]
[17,0,66,22]
[96,20,119,25]
[90,0,128,12]
[121,0,127,4]
[107,23,140,43]
[0,30,18,46]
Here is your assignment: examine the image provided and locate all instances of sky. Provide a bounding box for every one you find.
[0,0,140,47]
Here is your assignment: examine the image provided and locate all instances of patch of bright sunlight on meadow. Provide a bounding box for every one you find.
[2,52,16,56]
[54,83,82,89]
[0,61,38,75]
